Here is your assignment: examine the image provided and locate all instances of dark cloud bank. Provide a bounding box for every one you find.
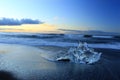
[0,18,43,26]
[59,29,120,35]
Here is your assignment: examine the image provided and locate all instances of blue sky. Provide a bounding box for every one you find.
[0,0,120,33]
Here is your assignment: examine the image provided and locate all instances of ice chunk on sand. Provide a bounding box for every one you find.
[57,42,102,64]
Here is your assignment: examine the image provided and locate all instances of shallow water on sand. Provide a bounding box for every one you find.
[0,44,120,80]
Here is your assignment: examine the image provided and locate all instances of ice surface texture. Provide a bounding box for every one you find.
[57,42,102,64]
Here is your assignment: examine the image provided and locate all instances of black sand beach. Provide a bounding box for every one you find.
[0,44,120,80]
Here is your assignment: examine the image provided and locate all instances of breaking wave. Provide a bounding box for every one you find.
[0,32,120,50]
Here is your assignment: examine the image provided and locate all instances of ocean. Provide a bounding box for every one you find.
[0,32,120,49]
[0,32,120,80]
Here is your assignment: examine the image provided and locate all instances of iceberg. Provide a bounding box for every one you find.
[56,42,102,64]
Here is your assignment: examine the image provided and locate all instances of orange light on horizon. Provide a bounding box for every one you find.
[0,23,59,33]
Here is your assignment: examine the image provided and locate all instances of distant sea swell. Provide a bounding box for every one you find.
[0,32,120,50]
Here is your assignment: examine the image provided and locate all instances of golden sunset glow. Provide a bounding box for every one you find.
[0,24,58,33]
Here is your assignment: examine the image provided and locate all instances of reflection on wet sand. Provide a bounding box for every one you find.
[0,44,120,80]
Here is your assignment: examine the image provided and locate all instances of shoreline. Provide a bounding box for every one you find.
[0,44,120,80]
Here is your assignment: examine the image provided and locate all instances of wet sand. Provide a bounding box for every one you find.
[0,44,120,80]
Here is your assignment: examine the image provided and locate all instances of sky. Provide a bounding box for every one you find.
[0,0,120,33]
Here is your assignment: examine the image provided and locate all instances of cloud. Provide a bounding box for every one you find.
[58,29,120,35]
[0,18,43,26]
